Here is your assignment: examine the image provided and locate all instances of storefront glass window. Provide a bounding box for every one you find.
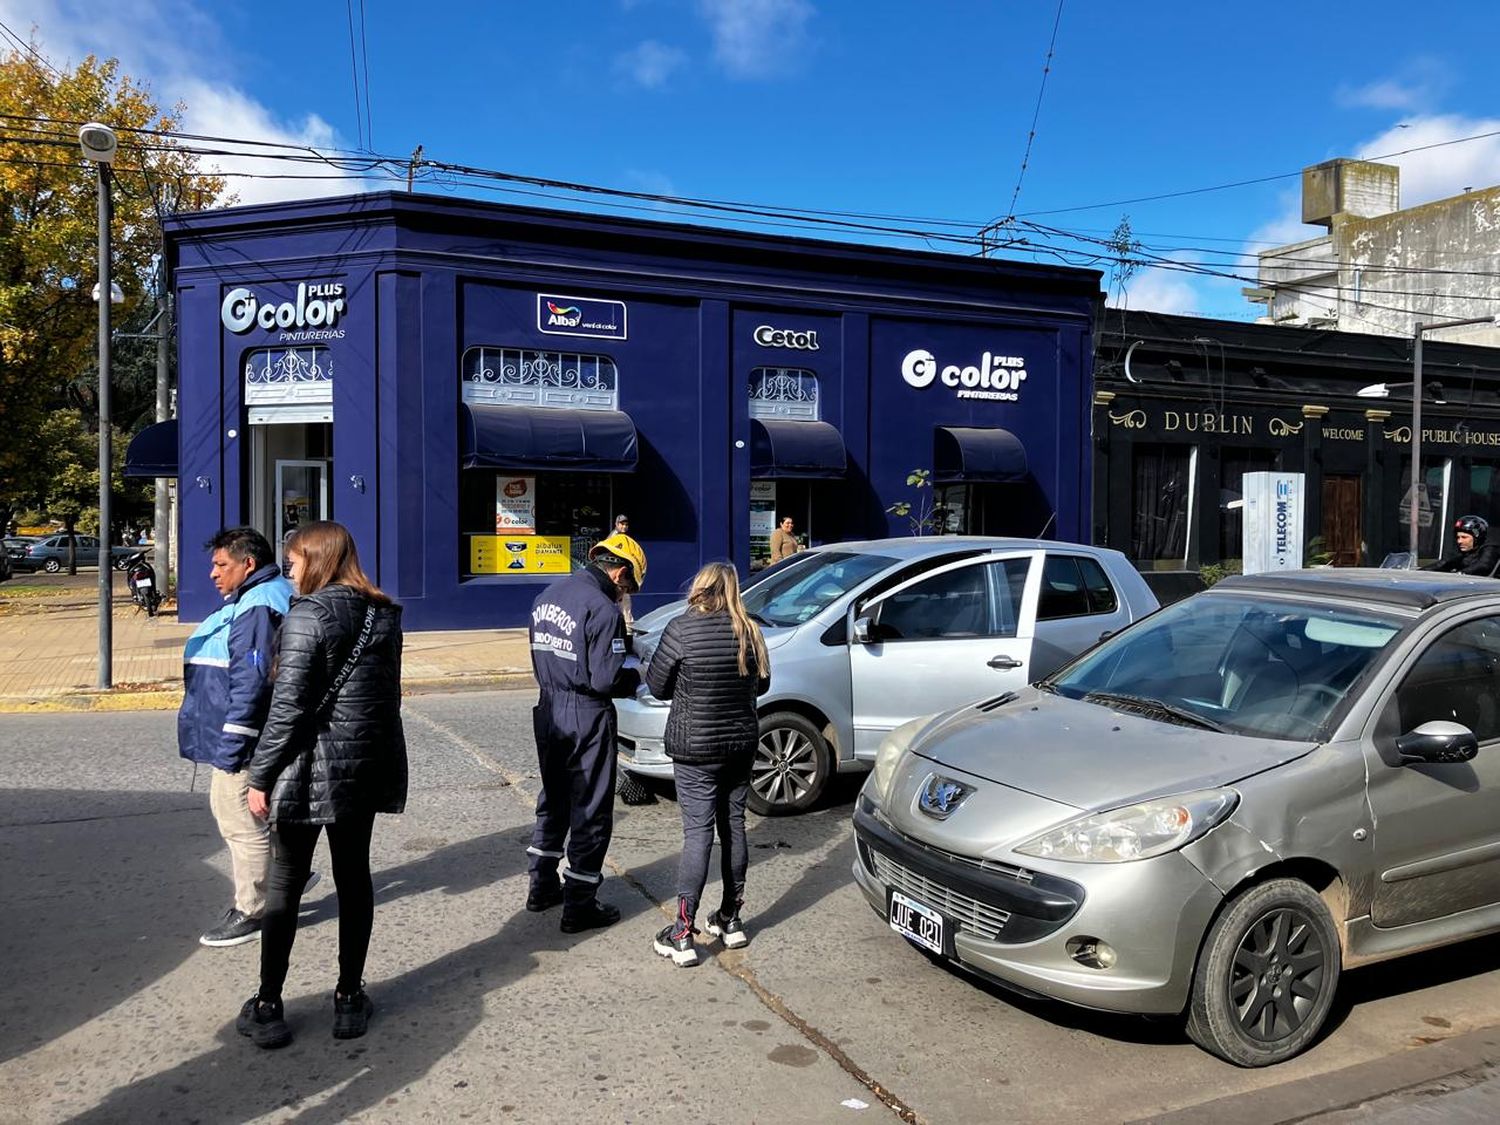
[1132,444,1193,564]
[747,367,819,421]
[460,471,612,577]
[1219,448,1277,562]
[1398,457,1450,562]
[1469,464,1497,525]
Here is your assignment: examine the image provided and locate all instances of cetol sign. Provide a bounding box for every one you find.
[754,325,820,350]
[901,348,1028,402]
[221,282,347,334]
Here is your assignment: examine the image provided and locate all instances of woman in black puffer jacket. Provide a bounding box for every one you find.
[646,562,769,966]
[240,521,407,1049]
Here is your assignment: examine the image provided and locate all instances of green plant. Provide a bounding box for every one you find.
[1199,559,1243,588]
[1304,535,1335,567]
[885,469,939,535]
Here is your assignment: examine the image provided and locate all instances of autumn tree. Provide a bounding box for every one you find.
[0,46,224,534]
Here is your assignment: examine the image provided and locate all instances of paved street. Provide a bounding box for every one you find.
[6,690,1500,1123]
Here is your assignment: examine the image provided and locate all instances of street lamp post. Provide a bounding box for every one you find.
[79,122,117,689]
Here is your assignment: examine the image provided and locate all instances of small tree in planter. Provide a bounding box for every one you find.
[886,469,943,536]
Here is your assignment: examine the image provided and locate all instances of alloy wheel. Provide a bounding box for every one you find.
[1228,906,1327,1043]
[751,726,819,808]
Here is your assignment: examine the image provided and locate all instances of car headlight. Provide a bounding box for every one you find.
[871,716,931,806]
[1014,789,1238,863]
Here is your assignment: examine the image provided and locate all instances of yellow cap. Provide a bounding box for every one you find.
[588,532,648,591]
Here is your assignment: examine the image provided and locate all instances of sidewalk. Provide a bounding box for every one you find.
[0,591,534,713]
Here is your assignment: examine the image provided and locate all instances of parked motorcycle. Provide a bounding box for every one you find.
[123,550,162,617]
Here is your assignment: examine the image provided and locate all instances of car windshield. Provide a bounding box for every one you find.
[743,551,896,628]
[1045,591,1405,740]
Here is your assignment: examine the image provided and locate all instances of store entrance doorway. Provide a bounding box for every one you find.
[1322,474,1362,566]
[250,422,332,567]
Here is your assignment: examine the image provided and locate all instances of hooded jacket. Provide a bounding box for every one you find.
[247,584,408,824]
[178,563,294,771]
[646,608,770,764]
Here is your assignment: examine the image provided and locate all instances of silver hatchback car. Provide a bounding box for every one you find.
[616,537,1159,814]
[855,569,1500,1066]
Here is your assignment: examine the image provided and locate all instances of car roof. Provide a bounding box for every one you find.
[1215,568,1500,611]
[808,536,1120,561]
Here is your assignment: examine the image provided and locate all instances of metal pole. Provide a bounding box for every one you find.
[97,164,113,687]
[155,265,171,596]
[1409,325,1423,568]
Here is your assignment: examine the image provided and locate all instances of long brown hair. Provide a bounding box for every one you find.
[686,561,768,677]
[284,521,391,604]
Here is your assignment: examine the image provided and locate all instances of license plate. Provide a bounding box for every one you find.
[889,889,944,955]
[134,578,153,588]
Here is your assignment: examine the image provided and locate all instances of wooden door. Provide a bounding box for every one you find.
[1322,475,1362,566]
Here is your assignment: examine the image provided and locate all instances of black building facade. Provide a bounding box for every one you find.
[1093,311,1500,570]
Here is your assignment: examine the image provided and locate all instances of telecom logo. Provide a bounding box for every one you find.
[901,348,1029,402]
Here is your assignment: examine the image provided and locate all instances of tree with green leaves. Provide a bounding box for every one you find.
[0,47,224,536]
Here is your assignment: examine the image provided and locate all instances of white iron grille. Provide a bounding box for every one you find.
[870,849,1011,940]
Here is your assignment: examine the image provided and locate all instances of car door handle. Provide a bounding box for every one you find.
[987,655,1023,670]
[1098,630,1114,643]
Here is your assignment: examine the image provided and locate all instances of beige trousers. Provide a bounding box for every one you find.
[208,766,270,918]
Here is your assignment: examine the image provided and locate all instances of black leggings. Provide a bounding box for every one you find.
[259,812,376,1002]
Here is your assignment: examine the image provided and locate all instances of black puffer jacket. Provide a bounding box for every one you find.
[248,584,408,824]
[646,608,769,765]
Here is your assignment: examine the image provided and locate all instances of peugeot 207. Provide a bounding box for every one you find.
[855,569,1500,1065]
[616,537,1159,815]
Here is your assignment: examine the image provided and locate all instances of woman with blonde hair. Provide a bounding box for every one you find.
[238,521,407,1048]
[646,561,769,966]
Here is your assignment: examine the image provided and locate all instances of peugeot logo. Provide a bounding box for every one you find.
[918,774,972,820]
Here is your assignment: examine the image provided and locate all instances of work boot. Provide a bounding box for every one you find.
[526,881,564,913]
[560,899,621,934]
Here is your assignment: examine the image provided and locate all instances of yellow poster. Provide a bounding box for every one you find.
[470,534,572,575]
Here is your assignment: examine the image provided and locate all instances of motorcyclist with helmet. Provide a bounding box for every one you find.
[1426,515,1500,576]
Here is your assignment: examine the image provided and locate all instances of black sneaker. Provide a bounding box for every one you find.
[706,909,749,949]
[333,988,374,1040]
[525,883,564,912]
[560,899,621,933]
[236,995,291,1049]
[653,922,699,967]
[200,908,262,948]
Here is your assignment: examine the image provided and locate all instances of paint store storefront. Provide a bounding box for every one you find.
[160,194,1099,628]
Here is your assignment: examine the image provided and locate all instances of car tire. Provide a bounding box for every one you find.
[1185,877,1341,1067]
[43,558,61,573]
[748,712,831,817]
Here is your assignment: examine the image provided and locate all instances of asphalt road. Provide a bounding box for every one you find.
[4,690,1500,1123]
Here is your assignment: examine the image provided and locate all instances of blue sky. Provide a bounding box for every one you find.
[6,0,1500,320]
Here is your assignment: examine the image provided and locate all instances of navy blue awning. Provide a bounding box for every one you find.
[750,419,847,479]
[461,404,638,473]
[933,426,1028,483]
[123,419,179,478]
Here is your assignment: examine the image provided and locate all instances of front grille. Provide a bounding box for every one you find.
[617,736,637,759]
[869,847,1011,941]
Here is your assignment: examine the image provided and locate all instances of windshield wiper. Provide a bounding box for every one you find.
[1082,691,1225,732]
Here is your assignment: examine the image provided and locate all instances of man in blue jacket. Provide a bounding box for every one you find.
[527,533,646,932]
[179,527,298,947]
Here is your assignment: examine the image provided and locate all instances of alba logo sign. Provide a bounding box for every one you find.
[900,349,1029,402]
[537,293,627,341]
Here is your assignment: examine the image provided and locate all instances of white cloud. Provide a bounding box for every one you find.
[1354,114,1500,207]
[1336,57,1447,113]
[1109,267,1202,315]
[698,0,814,79]
[622,168,678,197]
[0,0,371,206]
[613,40,688,89]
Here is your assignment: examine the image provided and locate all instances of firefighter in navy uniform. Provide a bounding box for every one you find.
[526,533,648,932]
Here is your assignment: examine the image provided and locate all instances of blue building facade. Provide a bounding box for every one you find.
[163,193,1100,629]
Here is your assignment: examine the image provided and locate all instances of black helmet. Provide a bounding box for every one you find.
[1455,515,1489,545]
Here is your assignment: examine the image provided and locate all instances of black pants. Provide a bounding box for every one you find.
[673,759,750,924]
[260,812,376,1002]
[529,695,617,905]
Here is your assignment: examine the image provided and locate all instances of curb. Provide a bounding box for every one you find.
[0,672,537,714]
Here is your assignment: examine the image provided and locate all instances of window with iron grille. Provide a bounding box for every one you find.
[461,346,618,410]
[747,366,819,421]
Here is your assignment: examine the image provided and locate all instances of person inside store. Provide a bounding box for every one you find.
[612,514,636,625]
[770,516,801,564]
[645,561,770,966]
[237,520,408,1050]
[525,531,647,933]
[1425,514,1500,576]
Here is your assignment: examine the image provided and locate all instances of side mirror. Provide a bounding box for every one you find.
[852,616,874,645]
[1396,721,1479,766]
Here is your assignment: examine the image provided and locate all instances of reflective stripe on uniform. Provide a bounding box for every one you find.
[526,846,565,859]
[223,722,259,737]
[563,868,601,884]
